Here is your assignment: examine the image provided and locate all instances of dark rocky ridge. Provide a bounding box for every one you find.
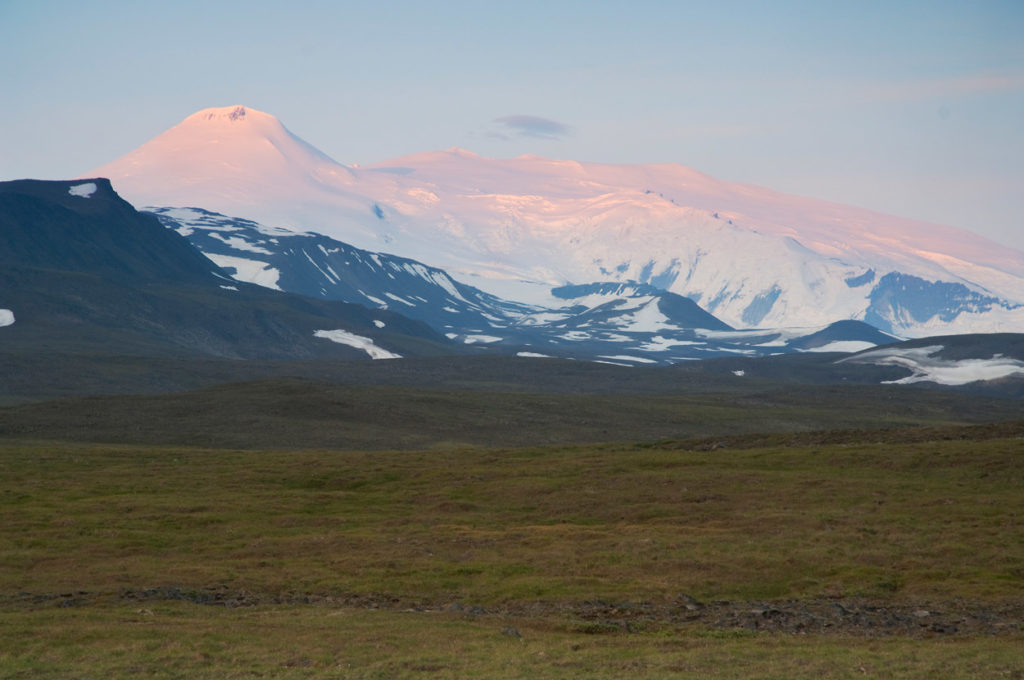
[0,178,452,360]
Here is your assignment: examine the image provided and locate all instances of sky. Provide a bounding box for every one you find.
[3,0,1023,249]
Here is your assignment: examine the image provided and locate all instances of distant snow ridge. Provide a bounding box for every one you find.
[313,329,401,360]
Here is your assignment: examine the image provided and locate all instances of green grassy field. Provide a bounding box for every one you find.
[1,433,1022,678]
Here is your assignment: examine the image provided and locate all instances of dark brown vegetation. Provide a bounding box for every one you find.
[3,372,1023,450]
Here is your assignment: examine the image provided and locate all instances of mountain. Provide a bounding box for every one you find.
[87,105,1024,338]
[147,206,534,334]
[0,179,449,361]
[150,205,900,364]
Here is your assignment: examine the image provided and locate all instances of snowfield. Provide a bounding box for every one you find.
[67,182,97,198]
[205,253,282,290]
[842,345,1024,386]
[0,309,14,327]
[313,329,401,360]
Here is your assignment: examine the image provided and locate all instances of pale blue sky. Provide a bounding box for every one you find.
[3,1,1022,248]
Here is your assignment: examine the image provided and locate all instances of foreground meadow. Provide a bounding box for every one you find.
[1,433,1021,678]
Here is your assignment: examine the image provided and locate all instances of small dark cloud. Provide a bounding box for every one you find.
[492,114,571,140]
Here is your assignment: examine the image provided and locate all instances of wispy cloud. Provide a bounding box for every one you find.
[491,114,572,140]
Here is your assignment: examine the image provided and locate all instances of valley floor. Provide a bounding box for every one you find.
[1,429,1021,678]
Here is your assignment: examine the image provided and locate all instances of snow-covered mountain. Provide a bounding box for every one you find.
[151,206,898,364]
[148,206,532,333]
[87,105,1024,337]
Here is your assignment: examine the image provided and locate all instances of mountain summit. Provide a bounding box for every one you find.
[86,106,1024,336]
[89,105,349,203]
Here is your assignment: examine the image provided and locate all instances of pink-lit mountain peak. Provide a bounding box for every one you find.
[87,105,355,219]
[85,106,1024,335]
[96,105,340,177]
[190,105,258,123]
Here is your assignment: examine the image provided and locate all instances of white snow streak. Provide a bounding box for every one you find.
[302,249,338,283]
[598,355,657,364]
[384,292,415,307]
[362,293,388,308]
[462,334,502,344]
[314,329,401,359]
[805,340,878,353]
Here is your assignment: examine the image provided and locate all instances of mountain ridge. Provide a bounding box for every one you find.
[85,105,1024,337]
[0,178,450,361]
[152,205,902,364]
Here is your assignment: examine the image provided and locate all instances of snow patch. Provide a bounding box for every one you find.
[209,232,273,254]
[373,320,386,328]
[598,355,657,364]
[805,340,878,353]
[638,335,703,351]
[314,329,401,360]
[205,253,282,290]
[845,345,1024,386]
[732,370,745,376]
[0,309,14,327]
[68,182,97,198]
[463,334,503,344]
[219,285,239,291]
[362,293,388,308]
[517,351,553,358]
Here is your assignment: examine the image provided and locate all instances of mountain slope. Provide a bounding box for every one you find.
[149,206,898,364]
[0,179,216,283]
[147,206,534,333]
[0,179,450,361]
[86,105,1024,337]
